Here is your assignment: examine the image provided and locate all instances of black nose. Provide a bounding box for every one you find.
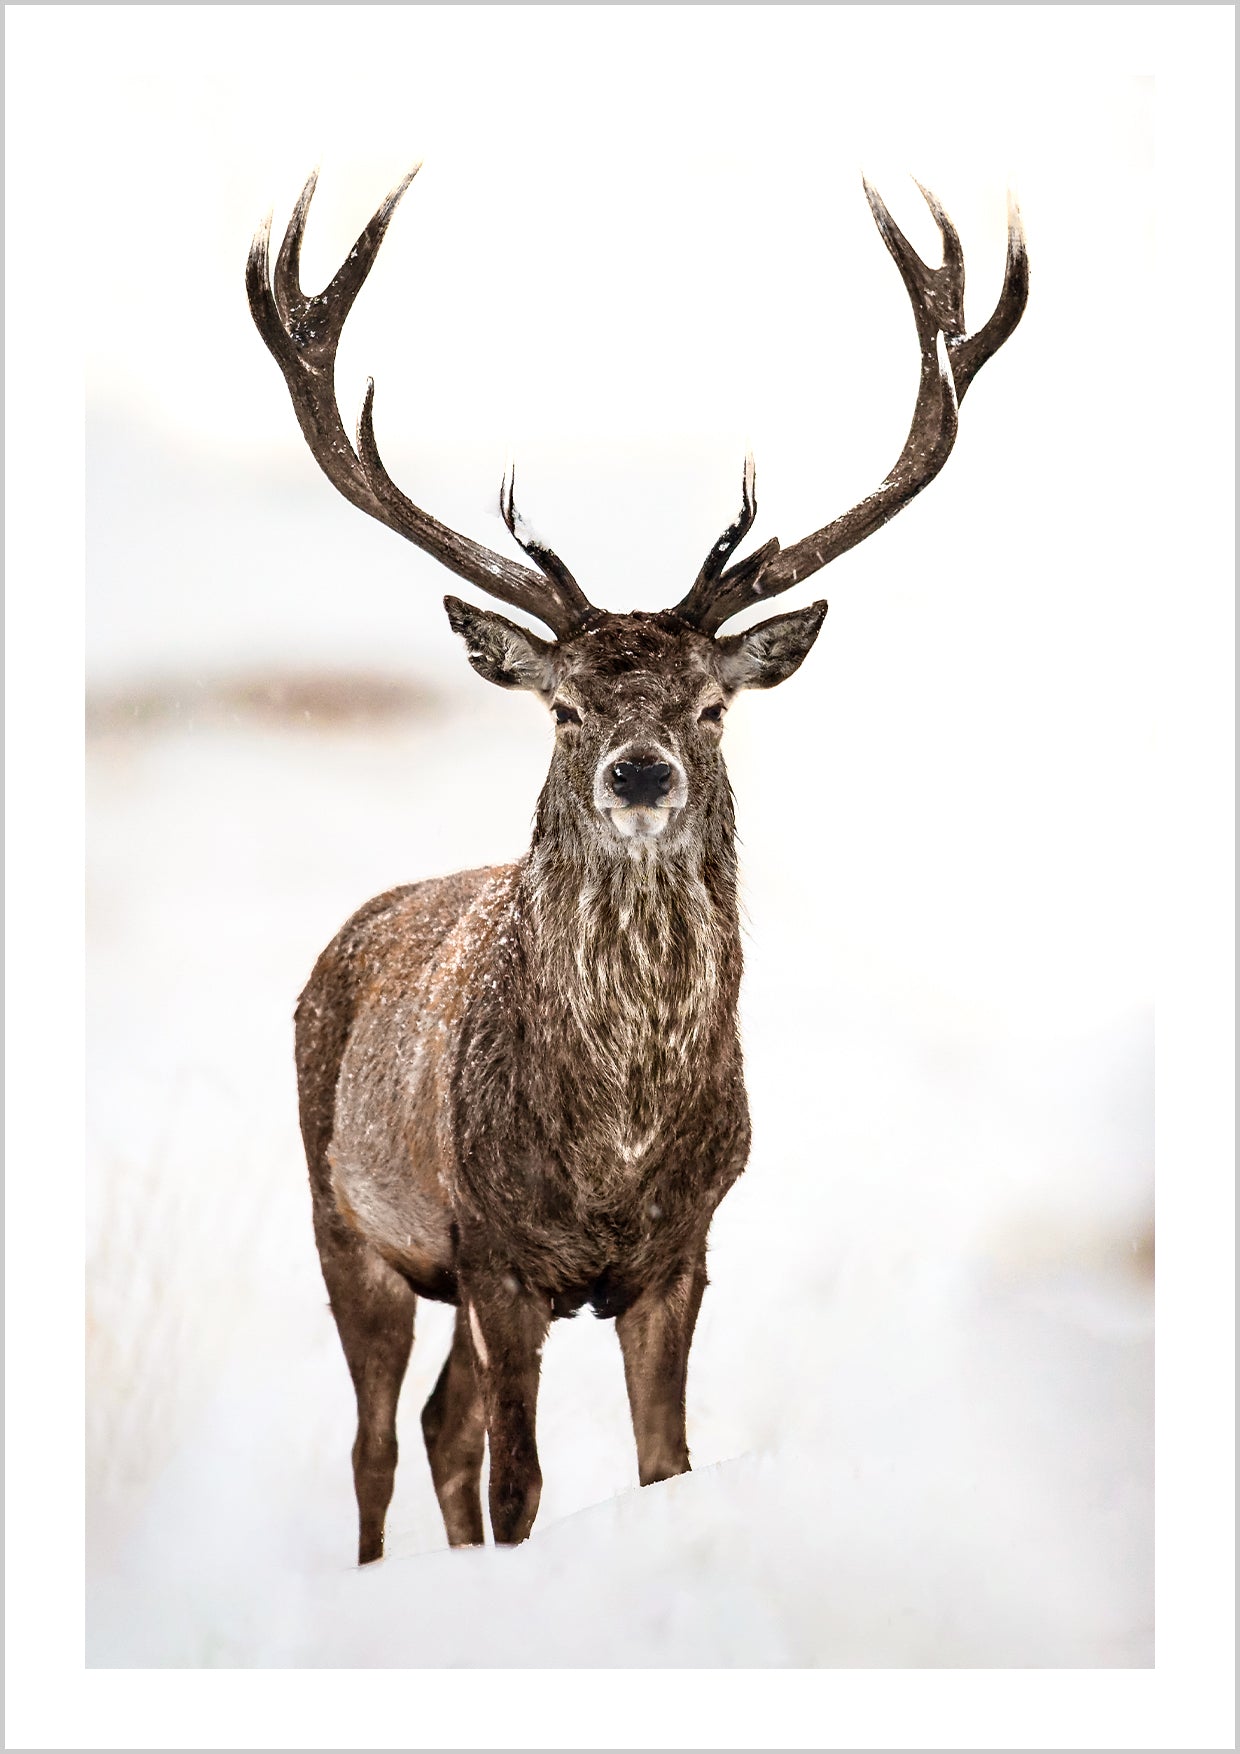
[609,757,673,808]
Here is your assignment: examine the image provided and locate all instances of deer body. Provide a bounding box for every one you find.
[302,825,748,1315]
[296,613,754,1549]
[249,167,1027,1559]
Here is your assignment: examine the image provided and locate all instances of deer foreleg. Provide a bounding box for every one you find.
[422,1306,486,1547]
[316,1227,416,1566]
[615,1254,708,1487]
[461,1277,550,1545]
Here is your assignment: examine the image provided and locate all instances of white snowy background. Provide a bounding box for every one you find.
[69,8,1167,1672]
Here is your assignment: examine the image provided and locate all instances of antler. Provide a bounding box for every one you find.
[673,181,1029,635]
[676,454,784,633]
[247,169,598,639]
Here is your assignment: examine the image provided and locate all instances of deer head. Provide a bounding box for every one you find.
[442,592,827,857]
[248,169,1027,858]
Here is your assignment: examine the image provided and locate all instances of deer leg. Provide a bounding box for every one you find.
[461,1279,550,1545]
[421,1307,486,1547]
[317,1228,416,1565]
[615,1255,708,1487]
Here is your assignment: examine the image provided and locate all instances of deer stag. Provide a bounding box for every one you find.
[248,167,1027,1561]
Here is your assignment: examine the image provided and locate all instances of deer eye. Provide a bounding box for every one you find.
[699,703,724,723]
[553,702,581,726]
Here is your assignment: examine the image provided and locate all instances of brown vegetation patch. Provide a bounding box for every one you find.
[87,671,437,738]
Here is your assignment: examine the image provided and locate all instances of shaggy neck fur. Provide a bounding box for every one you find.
[517,766,742,1183]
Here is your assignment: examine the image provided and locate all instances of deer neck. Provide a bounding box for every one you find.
[515,781,741,1137]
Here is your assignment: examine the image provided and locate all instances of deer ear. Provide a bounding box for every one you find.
[715,599,828,691]
[444,596,556,694]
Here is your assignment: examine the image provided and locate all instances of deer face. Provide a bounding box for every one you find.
[445,597,827,855]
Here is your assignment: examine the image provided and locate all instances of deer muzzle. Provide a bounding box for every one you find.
[595,746,687,840]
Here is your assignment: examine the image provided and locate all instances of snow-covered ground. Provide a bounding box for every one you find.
[72,13,1162,1671]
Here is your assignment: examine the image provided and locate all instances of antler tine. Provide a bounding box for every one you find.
[249,170,598,639]
[704,453,759,583]
[354,378,592,634]
[673,180,1026,636]
[863,177,966,349]
[674,454,765,626]
[498,463,596,624]
[270,167,417,356]
[271,170,318,330]
[949,193,1029,402]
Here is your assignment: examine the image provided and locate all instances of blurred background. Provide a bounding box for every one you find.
[82,9,1153,1665]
